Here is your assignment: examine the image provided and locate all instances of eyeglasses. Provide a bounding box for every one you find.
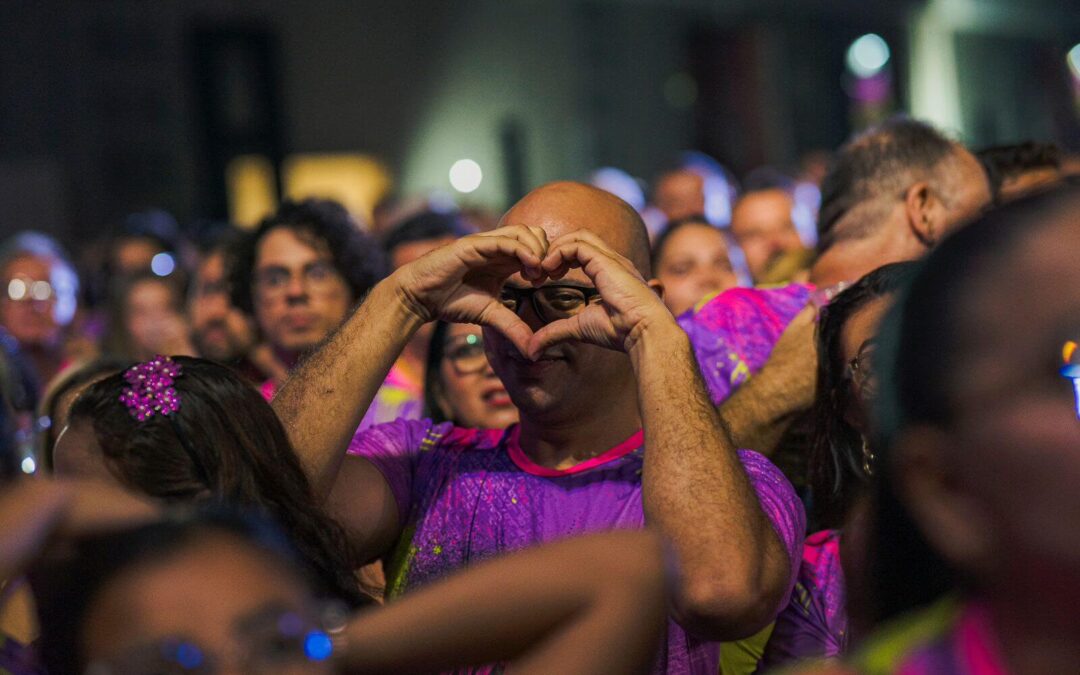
[253,261,343,301]
[498,284,601,324]
[845,339,878,397]
[84,602,347,675]
[445,333,489,375]
[5,276,55,302]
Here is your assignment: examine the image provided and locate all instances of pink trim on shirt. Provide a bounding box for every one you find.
[954,601,1009,675]
[505,424,644,476]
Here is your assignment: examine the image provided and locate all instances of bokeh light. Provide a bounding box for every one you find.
[846,34,891,78]
[1068,43,1080,80]
[449,159,483,193]
[151,252,176,277]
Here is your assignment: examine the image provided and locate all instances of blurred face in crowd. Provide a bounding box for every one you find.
[838,295,893,435]
[899,214,1080,598]
[390,236,456,270]
[485,183,645,424]
[125,277,191,361]
[113,236,166,277]
[653,170,705,223]
[730,190,805,282]
[253,227,352,358]
[190,251,256,363]
[81,532,332,674]
[0,253,76,348]
[434,324,518,429]
[654,221,739,316]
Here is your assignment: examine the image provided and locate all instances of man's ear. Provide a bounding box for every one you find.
[647,278,664,300]
[892,425,997,581]
[903,182,940,248]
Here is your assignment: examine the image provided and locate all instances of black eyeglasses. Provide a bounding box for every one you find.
[499,284,601,324]
[845,339,878,396]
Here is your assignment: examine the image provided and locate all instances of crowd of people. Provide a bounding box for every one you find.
[0,116,1077,674]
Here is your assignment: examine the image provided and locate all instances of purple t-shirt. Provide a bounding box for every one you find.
[678,284,813,405]
[349,419,806,675]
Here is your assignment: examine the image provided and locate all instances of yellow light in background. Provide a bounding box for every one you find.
[283,154,392,227]
[226,154,278,228]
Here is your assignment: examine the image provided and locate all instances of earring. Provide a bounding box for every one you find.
[861,436,875,476]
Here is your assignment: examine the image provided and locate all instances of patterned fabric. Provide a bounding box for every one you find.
[349,419,807,675]
[850,598,1008,675]
[678,284,813,405]
[261,362,422,431]
[761,530,847,669]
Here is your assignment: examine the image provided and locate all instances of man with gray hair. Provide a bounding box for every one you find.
[681,116,992,455]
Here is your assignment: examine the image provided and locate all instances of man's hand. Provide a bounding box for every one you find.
[528,230,672,358]
[392,225,550,358]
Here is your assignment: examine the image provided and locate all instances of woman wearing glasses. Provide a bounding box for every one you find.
[424,322,518,430]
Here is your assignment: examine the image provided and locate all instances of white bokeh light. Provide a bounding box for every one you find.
[1068,44,1080,80]
[21,456,36,474]
[151,252,176,277]
[846,34,891,78]
[449,159,483,193]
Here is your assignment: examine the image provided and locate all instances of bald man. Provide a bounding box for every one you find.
[275,181,804,673]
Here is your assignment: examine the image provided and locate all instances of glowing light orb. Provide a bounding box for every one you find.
[449,159,483,194]
[1069,44,1080,80]
[304,631,334,660]
[151,252,176,277]
[21,457,36,474]
[847,34,891,78]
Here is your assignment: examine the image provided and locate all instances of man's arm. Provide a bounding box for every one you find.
[531,231,797,641]
[718,305,817,455]
[632,323,793,640]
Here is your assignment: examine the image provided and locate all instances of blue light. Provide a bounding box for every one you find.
[1061,364,1080,420]
[173,643,203,669]
[304,631,334,661]
[151,252,176,277]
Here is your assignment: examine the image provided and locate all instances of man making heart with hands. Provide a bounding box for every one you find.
[274,181,804,674]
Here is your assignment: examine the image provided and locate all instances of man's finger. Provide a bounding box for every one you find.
[477,302,535,358]
[527,315,584,360]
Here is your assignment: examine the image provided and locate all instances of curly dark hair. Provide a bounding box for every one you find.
[230,198,389,313]
[67,356,368,607]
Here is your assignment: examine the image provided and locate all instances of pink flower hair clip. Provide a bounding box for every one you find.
[119,355,183,421]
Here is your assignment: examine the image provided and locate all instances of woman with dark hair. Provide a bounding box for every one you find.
[102,272,196,361]
[760,262,918,669]
[651,215,746,317]
[423,321,517,429]
[53,356,367,607]
[791,184,1080,673]
[32,508,669,675]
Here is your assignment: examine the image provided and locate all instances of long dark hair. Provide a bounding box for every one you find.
[809,262,918,528]
[422,321,453,424]
[67,356,367,607]
[869,183,1080,625]
[33,508,311,674]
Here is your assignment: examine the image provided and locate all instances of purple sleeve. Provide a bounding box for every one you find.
[737,449,807,611]
[678,284,813,405]
[346,418,449,525]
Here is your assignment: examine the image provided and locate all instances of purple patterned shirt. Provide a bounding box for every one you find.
[678,284,813,405]
[349,420,806,675]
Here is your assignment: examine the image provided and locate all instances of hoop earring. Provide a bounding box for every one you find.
[861,436,875,476]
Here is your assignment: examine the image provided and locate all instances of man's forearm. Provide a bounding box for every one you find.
[718,358,815,455]
[272,276,425,498]
[632,320,788,639]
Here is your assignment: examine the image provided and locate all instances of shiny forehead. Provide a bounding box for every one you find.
[499,181,652,276]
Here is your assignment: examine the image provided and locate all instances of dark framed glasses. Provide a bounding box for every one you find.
[498,283,601,324]
[845,339,878,397]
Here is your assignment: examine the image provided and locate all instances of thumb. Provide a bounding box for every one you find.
[527,316,583,360]
[478,303,535,359]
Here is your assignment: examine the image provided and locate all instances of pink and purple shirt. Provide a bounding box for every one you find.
[349,419,806,675]
[677,284,813,405]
